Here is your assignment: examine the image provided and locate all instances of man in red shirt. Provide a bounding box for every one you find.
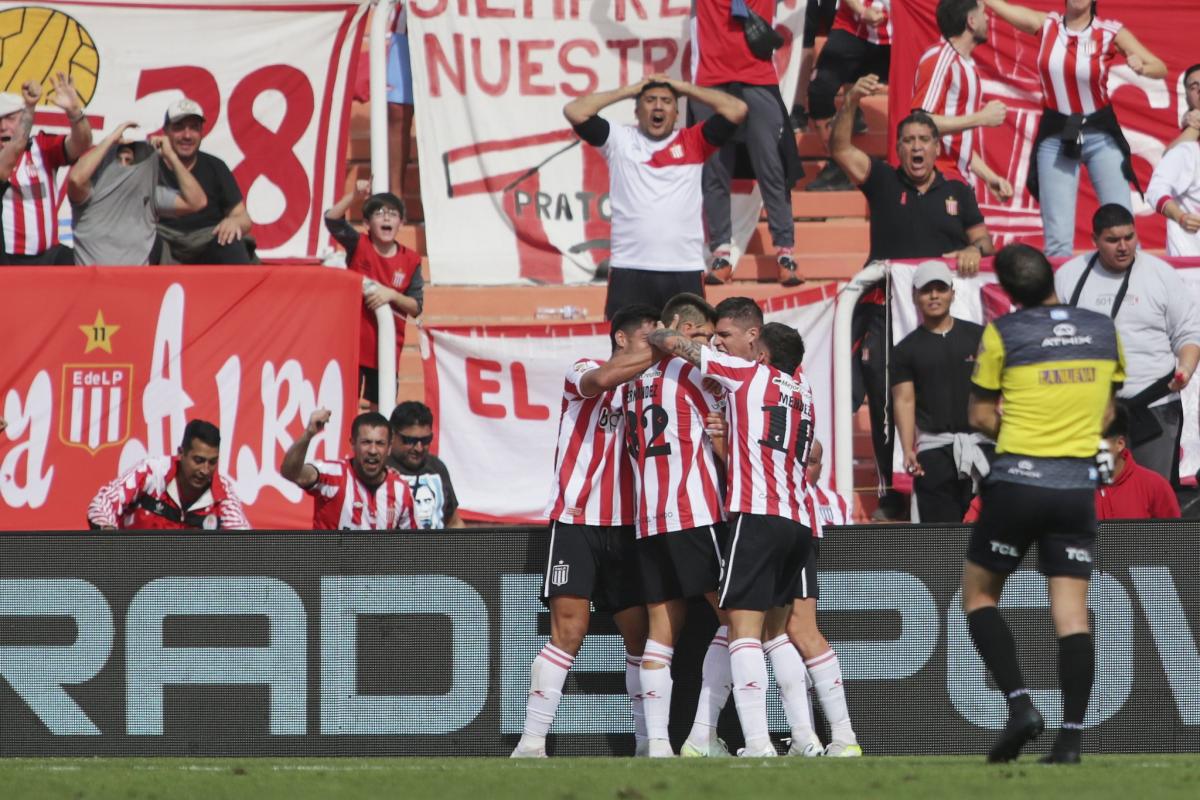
[326,180,423,409]
[0,74,92,265]
[87,419,250,530]
[281,409,416,531]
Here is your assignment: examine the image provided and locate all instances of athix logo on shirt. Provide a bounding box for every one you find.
[1007,460,1043,479]
[1041,321,1093,347]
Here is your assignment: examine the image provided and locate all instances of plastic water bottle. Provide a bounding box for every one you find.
[535,305,589,320]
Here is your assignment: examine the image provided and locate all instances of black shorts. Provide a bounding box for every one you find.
[796,538,820,600]
[719,513,811,611]
[804,0,838,48]
[605,268,705,320]
[808,29,892,120]
[967,482,1096,578]
[542,522,642,612]
[636,524,726,603]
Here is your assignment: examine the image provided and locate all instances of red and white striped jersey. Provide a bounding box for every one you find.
[86,455,250,530]
[832,0,892,46]
[621,357,726,537]
[1036,12,1123,116]
[806,483,852,538]
[700,349,815,526]
[307,457,416,530]
[912,40,980,185]
[3,132,68,256]
[545,359,634,527]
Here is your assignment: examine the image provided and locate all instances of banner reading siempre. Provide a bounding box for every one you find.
[0,267,362,530]
[890,0,1200,251]
[407,0,808,285]
[0,0,367,258]
[421,283,840,522]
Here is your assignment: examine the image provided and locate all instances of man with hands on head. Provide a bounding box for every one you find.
[0,74,92,265]
[68,120,206,266]
[564,74,748,315]
[282,408,416,531]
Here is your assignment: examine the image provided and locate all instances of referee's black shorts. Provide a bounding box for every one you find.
[605,267,705,320]
[795,538,820,600]
[967,481,1096,578]
[636,523,726,603]
[541,522,642,612]
[719,513,811,611]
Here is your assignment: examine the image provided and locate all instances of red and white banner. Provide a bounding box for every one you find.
[408,0,807,285]
[421,283,840,522]
[0,266,362,530]
[890,0,1199,251]
[887,257,1200,485]
[0,0,368,258]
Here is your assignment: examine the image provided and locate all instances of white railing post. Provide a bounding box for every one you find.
[364,278,398,419]
[369,0,399,194]
[833,261,888,498]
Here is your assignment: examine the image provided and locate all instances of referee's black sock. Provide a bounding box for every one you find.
[1056,633,1094,752]
[967,607,1032,711]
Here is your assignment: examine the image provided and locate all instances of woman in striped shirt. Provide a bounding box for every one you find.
[986,0,1165,255]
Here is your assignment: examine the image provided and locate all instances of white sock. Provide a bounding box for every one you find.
[807,648,855,744]
[687,626,731,746]
[764,634,814,741]
[521,642,574,740]
[729,637,771,751]
[626,653,647,746]
[640,640,674,742]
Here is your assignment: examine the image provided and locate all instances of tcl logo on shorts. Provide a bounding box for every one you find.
[1066,547,1093,563]
[990,541,1019,557]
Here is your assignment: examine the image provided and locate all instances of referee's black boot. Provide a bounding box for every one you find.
[987,704,1044,763]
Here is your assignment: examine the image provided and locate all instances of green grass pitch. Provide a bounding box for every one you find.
[4,755,1200,800]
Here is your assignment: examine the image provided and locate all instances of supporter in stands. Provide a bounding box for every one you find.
[154,98,254,265]
[965,243,1124,764]
[789,0,840,130]
[691,1,804,286]
[69,122,207,266]
[985,0,1165,256]
[387,400,462,529]
[1055,204,1200,487]
[511,305,658,759]
[911,0,1013,200]
[0,75,92,265]
[386,2,414,197]
[325,178,423,409]
[891,261,990,522]
[1149,65,1200,256]
[564,75,747,316]
[806,0,891,193]
[1166,63,1200,152]
[86,420,249,530]
[833,73,995,520]
[281,408,416,530]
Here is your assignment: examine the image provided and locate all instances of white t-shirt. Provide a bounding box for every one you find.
[1147,141,1200,257]
[601,123,719,272]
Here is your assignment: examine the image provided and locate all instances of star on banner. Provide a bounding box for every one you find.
[79,310,120,354]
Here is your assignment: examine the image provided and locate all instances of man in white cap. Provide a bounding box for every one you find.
[154,97,254,264]
[67,120,207,266]
[0,74,92,265]
[890,260,991,521]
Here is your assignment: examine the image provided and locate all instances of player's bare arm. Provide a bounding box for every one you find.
[967,392,1001,440]
[647,328,703,368]
[280,410,328,489]
[579,345,656,397]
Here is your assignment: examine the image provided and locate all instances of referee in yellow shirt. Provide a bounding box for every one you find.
[963,244,1125,765]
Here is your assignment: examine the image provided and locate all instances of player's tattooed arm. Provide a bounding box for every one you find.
[648,328,703,368]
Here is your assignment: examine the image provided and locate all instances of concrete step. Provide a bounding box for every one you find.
[745,219,869,256]
[789,190,866,220]
[734,253,865,282]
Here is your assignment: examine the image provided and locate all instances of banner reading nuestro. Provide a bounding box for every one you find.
[0,0,368,258]
[407,0,807,285]
[420,284,840,522]
[0,267,362,531]
[890,0,1200,251]
[886,257,1200,486]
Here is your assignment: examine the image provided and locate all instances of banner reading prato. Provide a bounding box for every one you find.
[407,0,808,285]
[0,267,362,530]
